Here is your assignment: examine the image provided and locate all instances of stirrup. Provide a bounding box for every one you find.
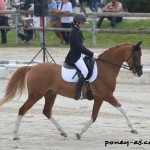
[74,93,81,100]
[85,81,93,100]
[86,90,93,100]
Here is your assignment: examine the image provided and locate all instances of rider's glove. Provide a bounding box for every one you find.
[93,53,99,59]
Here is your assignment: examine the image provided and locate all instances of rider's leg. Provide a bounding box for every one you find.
[74,56,88,100]
[74,74,85,100]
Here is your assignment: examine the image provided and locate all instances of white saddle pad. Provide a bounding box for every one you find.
[62,62,98,83]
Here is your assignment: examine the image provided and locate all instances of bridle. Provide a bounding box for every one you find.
[125,48,142,74]
[97,44,143,74]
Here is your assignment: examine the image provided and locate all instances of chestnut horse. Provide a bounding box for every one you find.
[0,42,143,140]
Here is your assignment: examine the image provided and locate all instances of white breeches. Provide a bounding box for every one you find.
[75,55,88,78]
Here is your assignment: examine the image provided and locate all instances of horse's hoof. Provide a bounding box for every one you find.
[13,137,20,140]
[131,130,138,134]
[76,133,81,140]
[60,132,67,138]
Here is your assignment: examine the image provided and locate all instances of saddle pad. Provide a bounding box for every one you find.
[62,62,98,83]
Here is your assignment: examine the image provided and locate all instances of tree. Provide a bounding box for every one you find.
[119,0,150,12]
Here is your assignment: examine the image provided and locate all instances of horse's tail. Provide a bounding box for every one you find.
[0,66,31,106]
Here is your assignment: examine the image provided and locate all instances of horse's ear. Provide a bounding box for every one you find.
[133,40,143,51]
[137,40,143,46]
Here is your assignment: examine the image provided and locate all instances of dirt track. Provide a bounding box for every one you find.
[0,47,150,150]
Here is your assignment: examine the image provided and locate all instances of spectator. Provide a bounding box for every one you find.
[28,4,47,45]
[89,0,98,12]
[97,0,123,29]
[5,0,11,10]
[20,0,33,11]
[79,0,87,13]
[17,17,35,45]
[0,0,8,44]
[70,0,77,13]
[48,0,64,44]
[57,0,73,45]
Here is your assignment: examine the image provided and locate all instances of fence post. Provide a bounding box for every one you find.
[14,13,19,44]
[92,16,97,47]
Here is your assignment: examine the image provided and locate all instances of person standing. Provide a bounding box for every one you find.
[20,0,34,11]
[57,0,73,45]
[64,13,99,100]
[70,0,77,13]
[28,3,47,45]
[97,0,123,29]
[79,0,87,13]
[0,0,7,44]
[48,0,64,44]
[89,0,98,12]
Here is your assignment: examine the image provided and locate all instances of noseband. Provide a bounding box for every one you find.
[125,45,143,74]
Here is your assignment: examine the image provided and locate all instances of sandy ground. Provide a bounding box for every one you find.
[0,47,150,150]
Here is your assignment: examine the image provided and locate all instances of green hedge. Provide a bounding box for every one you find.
[119,0,150,12]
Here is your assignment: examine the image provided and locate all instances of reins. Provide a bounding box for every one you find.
[97,57,132,71]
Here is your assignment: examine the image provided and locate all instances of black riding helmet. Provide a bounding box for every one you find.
[73,13,88,24]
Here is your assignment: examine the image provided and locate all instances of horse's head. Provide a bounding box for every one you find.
[125,41,143,77]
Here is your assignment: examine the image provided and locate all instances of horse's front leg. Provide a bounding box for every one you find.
[108,95,138,134]
[76,99,103,140]
[117,105,138,134]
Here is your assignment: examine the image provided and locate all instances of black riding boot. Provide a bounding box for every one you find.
[74,74,85,100]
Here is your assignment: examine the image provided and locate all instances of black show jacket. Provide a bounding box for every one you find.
[65,23,94,64]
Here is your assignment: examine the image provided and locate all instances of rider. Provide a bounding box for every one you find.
[64,13,99,100]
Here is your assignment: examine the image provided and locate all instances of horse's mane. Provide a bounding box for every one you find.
[100,43,131,57]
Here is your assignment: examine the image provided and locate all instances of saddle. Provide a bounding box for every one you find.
[64,56,95,80]
[63,56,95,100]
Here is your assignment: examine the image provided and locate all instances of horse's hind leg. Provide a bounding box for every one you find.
[43,90,67,138]
[107,95,138,134]
[13,94,42,140]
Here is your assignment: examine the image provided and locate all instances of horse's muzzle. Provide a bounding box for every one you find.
[131,65,143,77]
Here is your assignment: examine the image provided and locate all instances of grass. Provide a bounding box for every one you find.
[84,19,150,48]
[1,19,150,49]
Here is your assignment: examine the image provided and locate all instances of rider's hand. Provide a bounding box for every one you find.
[93,53,99,59]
